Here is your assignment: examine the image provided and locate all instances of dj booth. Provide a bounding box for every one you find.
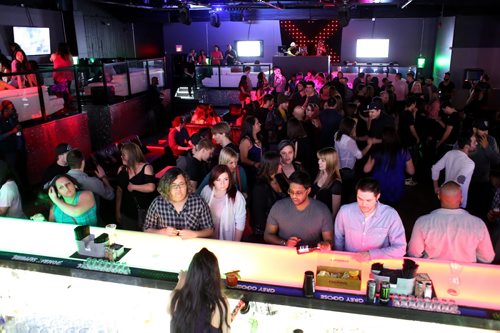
[272,55,331,77]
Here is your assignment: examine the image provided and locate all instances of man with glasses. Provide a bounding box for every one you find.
[334,178,406,261]
[143,167,214,239]
[264,170,333,250]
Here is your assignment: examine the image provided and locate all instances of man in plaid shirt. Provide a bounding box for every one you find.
[143,167,214,239]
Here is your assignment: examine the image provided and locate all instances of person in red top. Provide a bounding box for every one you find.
[210,45,223,66]
[168,116,192,157]
[50,42,73,107]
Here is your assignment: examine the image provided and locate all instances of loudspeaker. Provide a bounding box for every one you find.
[338,7,350,28]
[210,12,221,28]
[179,7,192,25]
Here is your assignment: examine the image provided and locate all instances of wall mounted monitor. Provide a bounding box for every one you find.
[236,40,263,57]
[13,26,51,56]
[356,39,389,58]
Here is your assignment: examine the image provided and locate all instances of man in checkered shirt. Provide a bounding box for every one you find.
[143,167,214,239]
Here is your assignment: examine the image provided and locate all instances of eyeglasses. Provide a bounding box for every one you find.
[171,183,187,190]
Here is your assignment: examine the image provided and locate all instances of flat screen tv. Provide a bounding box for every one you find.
[356,39,389,58]
[236,40,263,58]
[13,26,51,56]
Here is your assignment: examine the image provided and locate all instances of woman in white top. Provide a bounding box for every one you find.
[334,117,372,169]
[334,117,372,203]
[200,165,246,241]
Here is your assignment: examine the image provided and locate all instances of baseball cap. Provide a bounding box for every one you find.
[55,143,72,156]
[473,119,489,131]
[367,100,384,111]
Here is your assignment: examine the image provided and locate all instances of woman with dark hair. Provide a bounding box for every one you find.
[239,115,262,171]
[286,117,314,176]
[255,72,270,105]
[50,42,73,105]
[334,117,372,170]
[363,127,414,206]
[334,117,372,203]
[200,165,246,241]
[10,43,34,88]
[197,147,248,197]
[116,142,157,230]
[312,147,342,218]
[197,49,208,65]
[170,247,231,333]
[251,151,287,240]
[48,174,97,225]
[278,139,303,179]
[238,75,251,107]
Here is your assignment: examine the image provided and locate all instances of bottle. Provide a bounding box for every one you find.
[303,271,315,298]
[231,296,250,321]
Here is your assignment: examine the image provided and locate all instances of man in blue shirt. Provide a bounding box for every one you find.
[334,178,406,261]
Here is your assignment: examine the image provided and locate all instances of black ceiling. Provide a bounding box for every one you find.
[1,0,498,22]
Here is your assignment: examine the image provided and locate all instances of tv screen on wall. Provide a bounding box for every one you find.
[356,39,389,58]
[236,40,263,57]
[13,26,51,56]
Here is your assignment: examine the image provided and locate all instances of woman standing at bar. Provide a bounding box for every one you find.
[48,174,97,226]
[251,151,288,240]
[116,142,157,230]
[200,165,246,241]
[170,248,231,333]
[311,147,342,219]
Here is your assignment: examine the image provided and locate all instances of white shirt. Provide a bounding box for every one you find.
[407,208,494,263]
[200,186,246,241]
[334,133,363,169]
[0,180,26,218]
[431,149,475,207]
[393,79,408,101]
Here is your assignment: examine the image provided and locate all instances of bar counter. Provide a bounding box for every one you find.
[0,217,499,332]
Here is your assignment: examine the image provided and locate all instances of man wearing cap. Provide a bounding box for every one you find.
[359,100,395,145]
[287,42,298,56]
[468,119,500,217]
[408,181,494,263]
[42,143,72,188]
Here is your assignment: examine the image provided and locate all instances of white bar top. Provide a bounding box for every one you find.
[1,217,499,311]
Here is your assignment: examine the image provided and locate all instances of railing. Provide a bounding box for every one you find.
[0,57,166,124]
[195,63,273,89]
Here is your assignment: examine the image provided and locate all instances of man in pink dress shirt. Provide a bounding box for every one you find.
[407,181,494,263]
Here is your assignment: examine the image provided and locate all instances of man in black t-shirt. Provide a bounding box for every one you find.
[399,97,420,148]
[438,72,455,103]
[364,100,395,144]
[42,143,72,189]
[435,102,460,157]
[184,138,214,190]
[319,97,342,148]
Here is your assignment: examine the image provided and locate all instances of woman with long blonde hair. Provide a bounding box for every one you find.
[311,147,342,219]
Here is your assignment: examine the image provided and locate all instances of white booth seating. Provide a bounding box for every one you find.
[0,86,64,122]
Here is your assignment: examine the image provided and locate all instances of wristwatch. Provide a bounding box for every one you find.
[280,239,287,246]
